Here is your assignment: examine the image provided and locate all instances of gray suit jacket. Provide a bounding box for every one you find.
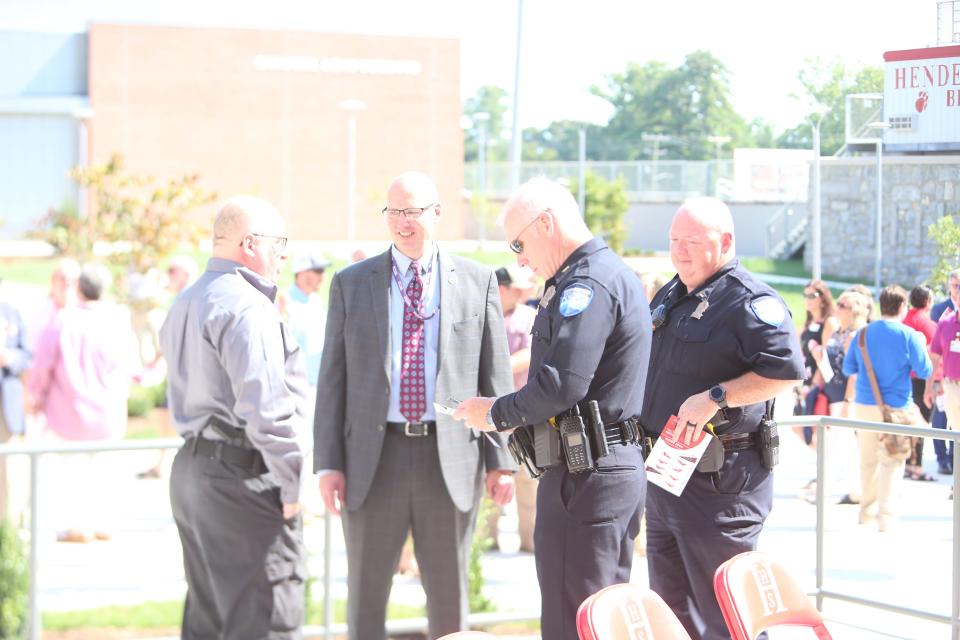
[314,249,516,512]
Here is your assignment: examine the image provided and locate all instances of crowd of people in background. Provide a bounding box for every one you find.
[795,273,958,524]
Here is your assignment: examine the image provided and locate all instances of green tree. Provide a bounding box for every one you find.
[777,58,883,155]
[592,51,750,160]
[571,172,629,253]
[464,85,510,162]
[522,121,605,161]
[927,215,960,292]
[747,117,778,149]
[33,153,215,273]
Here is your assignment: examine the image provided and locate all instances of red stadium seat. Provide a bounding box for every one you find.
[576,583,692,640]
[713,551,833,640]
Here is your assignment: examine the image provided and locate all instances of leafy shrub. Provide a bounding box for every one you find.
[0,522,28,638]
[127,384,155,418]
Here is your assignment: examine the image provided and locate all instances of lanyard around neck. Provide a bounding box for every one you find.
[390,255,438,321]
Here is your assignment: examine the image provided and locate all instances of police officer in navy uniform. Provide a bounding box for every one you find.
[641,197,804,640]
[456,177,651,640]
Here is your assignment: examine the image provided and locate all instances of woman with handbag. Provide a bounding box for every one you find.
[842,286,933,532]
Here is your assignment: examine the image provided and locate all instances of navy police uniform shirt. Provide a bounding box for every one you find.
[640,259,804,437]
[491,237,652,429]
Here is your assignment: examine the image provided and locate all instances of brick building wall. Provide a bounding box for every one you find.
[88,23,464,241]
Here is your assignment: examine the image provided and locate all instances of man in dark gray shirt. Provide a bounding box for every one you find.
[160,195,310,639]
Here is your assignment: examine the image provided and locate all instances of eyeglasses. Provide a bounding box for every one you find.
[803,292,820,300]
[509,215,541,254]
[244,233,288,252]
[382,202,436,219]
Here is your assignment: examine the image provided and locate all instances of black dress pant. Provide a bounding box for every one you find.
[170,445,306,639]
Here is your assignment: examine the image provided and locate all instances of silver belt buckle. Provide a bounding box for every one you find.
[404,422,429,437]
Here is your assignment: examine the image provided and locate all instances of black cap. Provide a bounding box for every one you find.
[495,267,511,287]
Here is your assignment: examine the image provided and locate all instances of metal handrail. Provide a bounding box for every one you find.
[777,415,960,640]
[0,437,184,640]
[4,415,958,639]
[0,437,539,639]
[764,201,805,258]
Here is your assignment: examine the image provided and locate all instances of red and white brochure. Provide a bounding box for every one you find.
[644,415,715,497]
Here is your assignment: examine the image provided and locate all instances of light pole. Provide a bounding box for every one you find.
[473,112,490,245]
[578,128,586,216]
[867,121,891,293]
[706,135,731,196]
[339,99,367,243]
[641,133,671,193]
[809,108,829,281]
[510,0,524,189]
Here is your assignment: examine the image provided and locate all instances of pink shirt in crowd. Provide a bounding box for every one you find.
[29,303,131,441]
[931,310,960,382]
[505,303,537,391]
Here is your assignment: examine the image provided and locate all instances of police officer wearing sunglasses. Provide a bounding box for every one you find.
[641,197,804,640]
[456,177,651,640]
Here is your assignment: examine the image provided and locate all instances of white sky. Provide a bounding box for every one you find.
[0,0,944,132]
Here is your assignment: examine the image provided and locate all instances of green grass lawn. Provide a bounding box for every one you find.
[740,257,808,279]
[42,597,426,631]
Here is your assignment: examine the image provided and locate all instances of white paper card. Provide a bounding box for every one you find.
[645,416,715,497]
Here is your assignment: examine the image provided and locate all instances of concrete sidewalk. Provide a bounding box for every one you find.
[21,423,958,639]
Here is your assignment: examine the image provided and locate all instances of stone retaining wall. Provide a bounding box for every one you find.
[808,155,960,286]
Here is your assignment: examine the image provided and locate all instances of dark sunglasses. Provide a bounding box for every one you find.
[509,216,541,254]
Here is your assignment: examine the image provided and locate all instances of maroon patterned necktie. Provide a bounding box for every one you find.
[399,261,425,423]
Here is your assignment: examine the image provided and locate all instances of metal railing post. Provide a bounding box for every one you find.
[323,510,333,640]
[29,452,40,640]
[953,444,959,640]
[815,418,825,611]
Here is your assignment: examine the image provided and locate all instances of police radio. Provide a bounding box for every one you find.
[559,405,593,473]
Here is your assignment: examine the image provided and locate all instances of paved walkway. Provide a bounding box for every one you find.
[16,415,956,639]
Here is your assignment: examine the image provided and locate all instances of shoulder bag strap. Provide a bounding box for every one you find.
[858,326,890,421]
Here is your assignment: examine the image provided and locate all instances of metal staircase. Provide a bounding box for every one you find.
[766,202,809,260]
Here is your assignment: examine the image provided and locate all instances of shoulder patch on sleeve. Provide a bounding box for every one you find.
[751,296,786,327]
[559,284,594,317]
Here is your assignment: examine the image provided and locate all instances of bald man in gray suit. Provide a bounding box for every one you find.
[314,171,517,640]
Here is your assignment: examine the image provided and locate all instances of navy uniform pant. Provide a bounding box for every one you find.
[170,445,306,640]
[646,449,772,640]
[534,444,645,640]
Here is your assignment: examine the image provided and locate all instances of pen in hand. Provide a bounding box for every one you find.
[435,399,501,448]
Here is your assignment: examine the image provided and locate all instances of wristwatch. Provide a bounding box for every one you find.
[485,407,494,427]
[708,384,728,410]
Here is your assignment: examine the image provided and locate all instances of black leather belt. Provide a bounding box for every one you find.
[644,431,757,452]
[191,436,266,473]
[602,423,635,447]
[717,432,757,452]
[386,421,436,437]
